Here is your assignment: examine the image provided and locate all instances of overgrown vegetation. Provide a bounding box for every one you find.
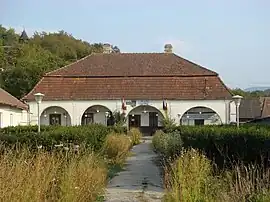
[0,124,138,201]
[152,125,270,202]
[128,128,142,145]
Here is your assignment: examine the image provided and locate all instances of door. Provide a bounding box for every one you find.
[149,112,158,127]
[149,112,159,135]
[129,115,141,128]
[194,119,204,126]
[49,114,61,125]
[82,113,94,125]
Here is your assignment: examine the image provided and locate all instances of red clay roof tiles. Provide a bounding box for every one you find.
[0,88,28,109]
[23,53,231,101]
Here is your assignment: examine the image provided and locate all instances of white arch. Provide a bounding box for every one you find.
[40,106,72,126]
[127,105,165,132]
[80,105,112,126]
[180,106,222,125]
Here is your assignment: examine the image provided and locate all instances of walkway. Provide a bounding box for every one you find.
[105,136,164,202]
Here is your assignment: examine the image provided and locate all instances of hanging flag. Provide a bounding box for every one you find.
[122,97,127,111]
[163,99,168,110]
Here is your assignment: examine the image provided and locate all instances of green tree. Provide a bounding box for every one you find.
[0,25,108,99]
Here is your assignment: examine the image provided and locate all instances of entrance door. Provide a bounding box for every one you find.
[194,119,204,125]
[149,112,158,127]
[129,115,141,128]
[49,114,61,125]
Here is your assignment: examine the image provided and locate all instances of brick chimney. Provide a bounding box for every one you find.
[164,44,173,53]
[103,43,112,54]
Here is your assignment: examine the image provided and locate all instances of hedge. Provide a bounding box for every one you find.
[0,124,127,152]
[156,125,270,168]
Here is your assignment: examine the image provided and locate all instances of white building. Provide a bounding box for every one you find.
[23,44,237,134]
[0,88,28,128]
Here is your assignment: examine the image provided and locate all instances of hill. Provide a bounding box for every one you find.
[0,25,119,99]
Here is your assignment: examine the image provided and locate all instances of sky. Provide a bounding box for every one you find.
[1,0,270,89]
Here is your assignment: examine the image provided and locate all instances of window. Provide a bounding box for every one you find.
[49,114,61,125]
[10,114,13,126]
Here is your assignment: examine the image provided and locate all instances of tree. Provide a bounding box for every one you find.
[0,25,111,99]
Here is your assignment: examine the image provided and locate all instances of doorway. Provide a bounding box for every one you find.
[195,119,204,125]
[49,114,61,125]
[129,114,141,128]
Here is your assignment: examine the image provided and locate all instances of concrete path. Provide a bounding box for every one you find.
[105,136,164,202]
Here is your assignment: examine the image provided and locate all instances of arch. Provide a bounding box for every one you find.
[40,106,71,126]
[127,105,165,135]
[81,105,113,126]
[180,106,222,126]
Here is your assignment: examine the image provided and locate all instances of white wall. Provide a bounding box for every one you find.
[27,99,235,126]
[0,105,28,128]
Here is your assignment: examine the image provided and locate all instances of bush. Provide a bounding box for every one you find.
[152,130,183,158]
[127,128,142,145]
[101,132,131,164]
[0,124,111,152]
[161,125,270,167]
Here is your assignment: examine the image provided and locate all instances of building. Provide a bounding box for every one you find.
[0,88,28,127]
[240,97,270,124]
[23,44,236,134]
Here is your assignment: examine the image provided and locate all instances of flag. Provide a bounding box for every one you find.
[163,99,167,110]
[122,97,127,110]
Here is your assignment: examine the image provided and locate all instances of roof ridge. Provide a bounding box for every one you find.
[172,53,218,75]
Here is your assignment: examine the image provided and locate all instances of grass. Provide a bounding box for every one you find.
[0,128,139,201]
[0,148,107,202]
[163,149,270,202]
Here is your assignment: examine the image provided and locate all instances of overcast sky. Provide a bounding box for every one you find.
[1,0,270,89]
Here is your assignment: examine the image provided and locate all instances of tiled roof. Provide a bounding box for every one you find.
[46,53,218,77]
[261,97,270,118]
[0,88,28,110]
[239,98,262,119]
[23,76,231,101]
[23,52,232,101]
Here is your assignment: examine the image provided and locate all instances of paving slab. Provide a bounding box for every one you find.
[105,136,164,202]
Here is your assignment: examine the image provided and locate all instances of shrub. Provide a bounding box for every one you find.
[152,130,183,158]
[161,125,270,167]
[0,148,107,202]
[127,128,142,145]
[101,132,131,164]
[0,124,110,152]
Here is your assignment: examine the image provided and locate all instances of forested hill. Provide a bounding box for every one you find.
[0,25,106,99]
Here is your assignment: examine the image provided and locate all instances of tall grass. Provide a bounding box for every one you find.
[0,147,107,202]
[127,128,142,145]
[101,132,132,165]
[163,149,270,202]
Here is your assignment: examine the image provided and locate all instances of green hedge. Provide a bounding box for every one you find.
[157,125,270,168]
[0,124,127,152]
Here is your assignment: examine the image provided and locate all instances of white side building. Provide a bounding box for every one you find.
[0,88,29,128]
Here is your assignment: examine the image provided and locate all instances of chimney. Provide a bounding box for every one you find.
[164,44,173,53]
[103,43,112,54]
